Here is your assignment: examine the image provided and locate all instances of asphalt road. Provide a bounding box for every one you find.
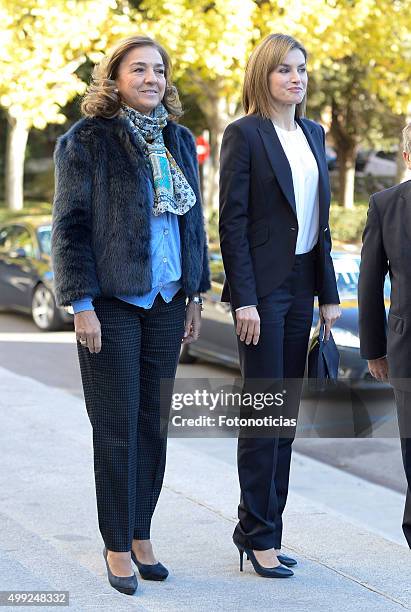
[0,310,407,496]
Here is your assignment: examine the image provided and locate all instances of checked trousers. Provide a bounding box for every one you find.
[77,290,186,552]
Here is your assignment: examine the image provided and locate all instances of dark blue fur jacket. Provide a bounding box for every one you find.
[51,115,210,307]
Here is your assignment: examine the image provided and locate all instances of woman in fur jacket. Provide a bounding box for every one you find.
[51,35,210,596]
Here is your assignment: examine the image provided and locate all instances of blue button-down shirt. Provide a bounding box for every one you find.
[72,180,182,313]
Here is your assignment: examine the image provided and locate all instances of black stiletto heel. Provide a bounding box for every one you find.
[234,541,293,578]
[239,549,244,571]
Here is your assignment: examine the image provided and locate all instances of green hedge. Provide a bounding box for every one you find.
[329,203,368,244]
[0,201,51,225]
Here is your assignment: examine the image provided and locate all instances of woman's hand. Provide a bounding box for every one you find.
[236,306,260,345]
[74,311,102,353]
[182,302,202,344]
[319,303,341,341]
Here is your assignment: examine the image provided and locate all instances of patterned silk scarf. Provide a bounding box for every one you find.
[121,103,196,216]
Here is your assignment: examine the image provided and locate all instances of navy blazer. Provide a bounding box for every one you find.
[219,114,339,310]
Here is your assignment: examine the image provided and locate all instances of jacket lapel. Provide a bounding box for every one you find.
[258,118,297,217]
[296,117,330,224]
[257,116,330,222]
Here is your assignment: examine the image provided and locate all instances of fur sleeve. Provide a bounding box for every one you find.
[51,132,101,307]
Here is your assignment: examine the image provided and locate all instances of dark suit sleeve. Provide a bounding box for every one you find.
[51,134,101,307]
[219,123,257,309]
[318,123,340,306]
[358,195,388,359]
[319,229,340,305]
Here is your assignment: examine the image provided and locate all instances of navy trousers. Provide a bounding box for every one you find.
[233,250,316,550]
[77,290,186,552]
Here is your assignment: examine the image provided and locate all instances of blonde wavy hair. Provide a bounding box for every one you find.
[81,35,183,119]
[243,33,308,119]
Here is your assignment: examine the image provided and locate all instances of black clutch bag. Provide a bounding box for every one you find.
[307,322,340,391]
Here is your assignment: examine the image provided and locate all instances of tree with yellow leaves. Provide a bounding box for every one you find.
[0,0,137,210]
[257,0,411,208]
[137,0,259,210]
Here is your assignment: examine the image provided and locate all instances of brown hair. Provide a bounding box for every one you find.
[242,33,308,119]
[81,35,183,119]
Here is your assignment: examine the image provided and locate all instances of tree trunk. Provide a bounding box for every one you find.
[201,97,231,213]
[329,95,359,209]
[337,144,357,209]
[196,85,240,217]
[5,113,29,211]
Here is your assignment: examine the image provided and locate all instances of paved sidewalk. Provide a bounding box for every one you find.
[0,366,410,611]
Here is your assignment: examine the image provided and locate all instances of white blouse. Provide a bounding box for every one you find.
[272,122,320,255]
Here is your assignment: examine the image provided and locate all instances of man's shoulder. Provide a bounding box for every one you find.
[373,179,411,207]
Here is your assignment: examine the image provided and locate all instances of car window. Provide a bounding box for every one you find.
[376,151,396,161]
[37,226,51,255]
[332,256,359,296]
[0,225,36,258]
[333,255,390,299]
[0,226,16,252]
[12,226,36,258]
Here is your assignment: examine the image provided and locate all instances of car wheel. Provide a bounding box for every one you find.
[32,284,63,331]
[179,343,197,364]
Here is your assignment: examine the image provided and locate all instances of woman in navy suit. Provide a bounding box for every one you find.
[219,33,341,578]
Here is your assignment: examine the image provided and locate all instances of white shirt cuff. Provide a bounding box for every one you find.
[235,305,257,311]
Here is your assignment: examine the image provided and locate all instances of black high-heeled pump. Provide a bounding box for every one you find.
[234,542,293,578]
[277,553,297,567]
[246,551,297,567]
[103,547,138,595]
[131,549,169,581]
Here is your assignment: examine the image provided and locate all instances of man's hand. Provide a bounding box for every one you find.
[74,310,102,353]
[182,301,202,344]
[319,303,342,341]
[235,306,260,346]
[368,357,389,382]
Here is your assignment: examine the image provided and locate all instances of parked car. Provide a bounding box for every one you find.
[0,216,73,330]
[355,150,397,177]
[325,147,398,177]
[180,250,391,386]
